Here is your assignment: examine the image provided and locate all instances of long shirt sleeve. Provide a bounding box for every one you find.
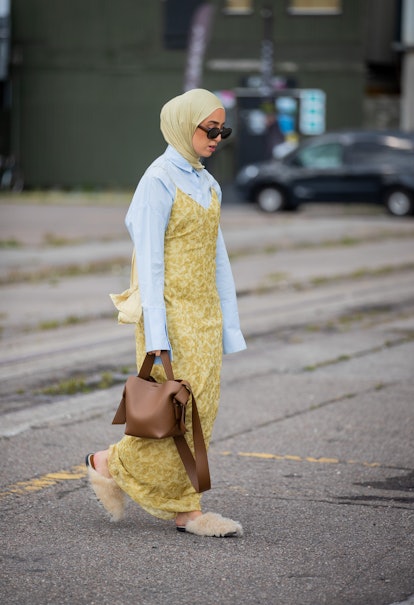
[125,171,172,353]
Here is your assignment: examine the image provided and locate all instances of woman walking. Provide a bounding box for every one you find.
[86,88,246,537]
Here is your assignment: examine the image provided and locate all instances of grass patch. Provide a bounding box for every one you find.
[38,369,127,397]
[303,263,414,291]
[40,376,89,396]
[0,238,21,248]
[309,276,330,286]
[13,312,117,336]
[267,271,289,283]
[304,353,351,372]
[305,324,322,332]
[1,257,129,285]
[0,190,133,207]
[42,233,80,247]
[229,229,414,261]
[38,315,88,331]
[241,262,414,299]
[302,333,414,373]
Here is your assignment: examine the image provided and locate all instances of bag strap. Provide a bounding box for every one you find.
[138,351,210,493]
[174,388,211,493]
[138,351,174,380]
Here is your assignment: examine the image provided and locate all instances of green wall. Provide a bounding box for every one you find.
[10,0,366,189]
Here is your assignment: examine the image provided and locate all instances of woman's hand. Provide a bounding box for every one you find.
[148,350,161,356]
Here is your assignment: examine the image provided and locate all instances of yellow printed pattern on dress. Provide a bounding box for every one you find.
[108,188,223,519]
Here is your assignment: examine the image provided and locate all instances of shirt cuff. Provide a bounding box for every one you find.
[142,306,171,353]
[223,326,247,354]
[219,290,247,354]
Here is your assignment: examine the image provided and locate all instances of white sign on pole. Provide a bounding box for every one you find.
[299,89,326,135]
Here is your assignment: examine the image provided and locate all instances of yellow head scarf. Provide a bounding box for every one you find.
[160,88,224,170]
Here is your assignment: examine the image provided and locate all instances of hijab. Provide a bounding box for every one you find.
[160,88,224,170]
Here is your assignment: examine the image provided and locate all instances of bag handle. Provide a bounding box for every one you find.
[138,351,210,493]
[138,351,174,380]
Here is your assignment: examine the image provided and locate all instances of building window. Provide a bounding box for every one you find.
[223,0,254,16]
[163,0,204,50]
[287,0,342,15]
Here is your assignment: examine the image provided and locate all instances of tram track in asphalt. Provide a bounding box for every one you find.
[0,282,414,414]
[1,268,414,412]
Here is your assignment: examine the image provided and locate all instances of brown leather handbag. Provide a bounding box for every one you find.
[112,351,211,493]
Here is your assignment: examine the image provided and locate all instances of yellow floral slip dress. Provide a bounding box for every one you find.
[108,187,223,520]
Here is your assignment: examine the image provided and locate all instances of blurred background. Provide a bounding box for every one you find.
[0,0,413,190]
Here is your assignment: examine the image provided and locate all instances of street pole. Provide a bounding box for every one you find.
[260,4,274,95]
[400,0,414,130]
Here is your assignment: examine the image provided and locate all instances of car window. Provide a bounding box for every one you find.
[293,143,344,169]
[346,141,414,164]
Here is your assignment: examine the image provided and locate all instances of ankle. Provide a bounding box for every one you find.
[93,450,111,478]
[175,510,202,526]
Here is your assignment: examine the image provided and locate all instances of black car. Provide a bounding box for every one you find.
[234,130,414,216]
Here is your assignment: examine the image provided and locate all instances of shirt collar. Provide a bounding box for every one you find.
[164,145,203,175]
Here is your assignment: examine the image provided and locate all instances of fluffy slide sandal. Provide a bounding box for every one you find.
[85,453,125,522]
[176,512,243,537]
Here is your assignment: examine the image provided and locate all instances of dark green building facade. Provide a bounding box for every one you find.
[9,1,369,189]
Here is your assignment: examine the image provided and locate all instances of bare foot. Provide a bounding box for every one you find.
[175,510,203,527]
[92,450,112,478]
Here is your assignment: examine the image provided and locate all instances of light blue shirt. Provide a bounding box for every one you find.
[125,145,246,356]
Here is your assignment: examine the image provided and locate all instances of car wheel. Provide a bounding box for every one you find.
[384,188,414,217]
[255,186,286,213]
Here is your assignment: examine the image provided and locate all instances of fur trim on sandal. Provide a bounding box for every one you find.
[86,454,125,522]
[177,512,243,537]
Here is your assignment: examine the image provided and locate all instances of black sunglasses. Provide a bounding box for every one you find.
[197,124,232,140]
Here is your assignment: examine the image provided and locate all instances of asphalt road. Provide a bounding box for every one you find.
[0,194,414,605]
